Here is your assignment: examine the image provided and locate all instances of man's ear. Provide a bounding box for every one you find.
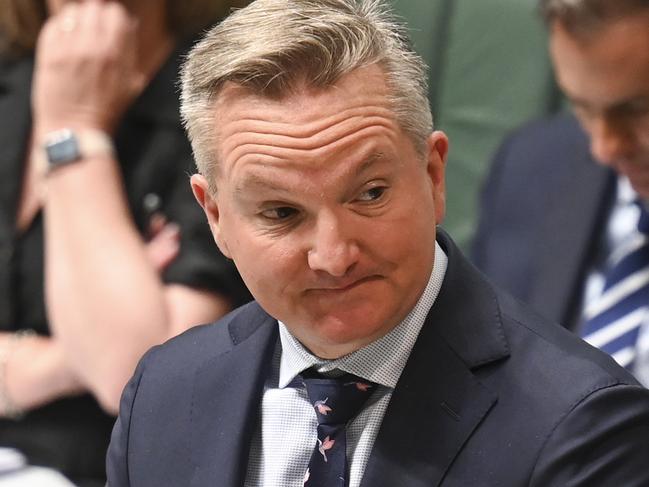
[425,131,449,225]
[190,174,232,259]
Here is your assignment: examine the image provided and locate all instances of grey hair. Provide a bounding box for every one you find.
[539,0,649,34]
[180,0,432,184]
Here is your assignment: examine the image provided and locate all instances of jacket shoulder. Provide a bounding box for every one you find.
[142,300,270,372]
[496,291,649,485]
[497,288,638,386]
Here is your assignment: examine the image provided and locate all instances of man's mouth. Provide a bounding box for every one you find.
[308,275,380,293]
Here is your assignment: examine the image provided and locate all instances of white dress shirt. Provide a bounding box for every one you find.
[244,242,448,487]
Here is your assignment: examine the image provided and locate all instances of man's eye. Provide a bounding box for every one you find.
[260,207,298,221]
[357,186,386,202]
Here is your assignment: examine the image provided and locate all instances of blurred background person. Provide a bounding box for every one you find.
[0,0,250,484]
[389,0,562,248]
[472,0,649,385]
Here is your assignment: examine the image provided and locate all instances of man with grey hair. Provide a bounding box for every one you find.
[108,1,649,485]
[474,0,649,386]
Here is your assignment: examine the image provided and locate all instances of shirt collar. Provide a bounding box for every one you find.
[617,176,637,206]
[278,241,448,389]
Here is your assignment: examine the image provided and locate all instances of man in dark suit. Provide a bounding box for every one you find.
[473,0,649,387]
[107,0,649,485]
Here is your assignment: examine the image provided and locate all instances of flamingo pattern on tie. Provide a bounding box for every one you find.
[301,370,377,487]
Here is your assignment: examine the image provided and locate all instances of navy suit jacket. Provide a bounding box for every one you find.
[107,231,649,486]
[472,114,616,331]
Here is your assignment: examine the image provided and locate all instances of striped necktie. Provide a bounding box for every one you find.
[581,204,649,369]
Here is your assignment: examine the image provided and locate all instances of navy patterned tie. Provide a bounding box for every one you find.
[581,204,649,369]
[301,369,376,487]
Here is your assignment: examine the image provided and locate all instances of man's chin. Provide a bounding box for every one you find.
[294,315,394,358]
[612,161,649,199]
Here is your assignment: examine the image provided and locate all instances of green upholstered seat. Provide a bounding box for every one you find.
[391,0,563,247]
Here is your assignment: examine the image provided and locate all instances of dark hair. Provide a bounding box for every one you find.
[0,0,249,57]
[540,0,649,34]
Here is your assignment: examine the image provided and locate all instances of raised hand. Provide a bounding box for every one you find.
[32,0,146,139]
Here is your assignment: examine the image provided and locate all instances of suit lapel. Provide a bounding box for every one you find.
[361,232,504,487]
[529,132,613,328]
[189,304,278,487]
[360,330,497,487]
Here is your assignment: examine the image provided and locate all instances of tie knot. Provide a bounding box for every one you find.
[301,370,376,426]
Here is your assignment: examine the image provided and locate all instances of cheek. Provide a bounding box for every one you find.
[228,233,305,299]
[368,208,436,272]
[379,196,437,272]
[393,184,438,238]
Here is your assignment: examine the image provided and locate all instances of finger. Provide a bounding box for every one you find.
[58,15,77,34]
[56,2,81,34]
[77,0,103,37]
[147,213,168,238]
[101,1,136,44]
[145,224,181,271]
[100,1,139,71]
[159,222,181,240]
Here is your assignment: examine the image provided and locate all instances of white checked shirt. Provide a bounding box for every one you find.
[243,242,448,487]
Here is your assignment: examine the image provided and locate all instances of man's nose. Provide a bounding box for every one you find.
[588,117,633,166]
[307,212,360,277]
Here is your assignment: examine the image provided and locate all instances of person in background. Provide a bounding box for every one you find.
[108,1,649,485]
[0,0,250,484]
[472,0,649,386]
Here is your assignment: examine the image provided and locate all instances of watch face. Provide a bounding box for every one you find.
[42,129,114,171]
[45,132,81,166]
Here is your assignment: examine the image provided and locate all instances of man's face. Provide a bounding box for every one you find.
[550,15,649,197]
[192,65,447,359]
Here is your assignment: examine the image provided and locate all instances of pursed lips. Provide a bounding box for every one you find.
[306,275,382,294]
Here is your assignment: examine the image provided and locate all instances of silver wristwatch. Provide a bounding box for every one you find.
[42,129,115,172]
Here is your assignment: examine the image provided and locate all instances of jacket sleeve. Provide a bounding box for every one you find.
[105,353,148,486]
[530,383,649,486]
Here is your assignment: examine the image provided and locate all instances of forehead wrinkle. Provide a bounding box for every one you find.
[224,114,396,159]
[219,102,395,142]
[225,120,398,173]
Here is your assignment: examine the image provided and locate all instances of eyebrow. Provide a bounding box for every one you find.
[233,173,290,198]
[356,151,385,174]
[233,151,387,197]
